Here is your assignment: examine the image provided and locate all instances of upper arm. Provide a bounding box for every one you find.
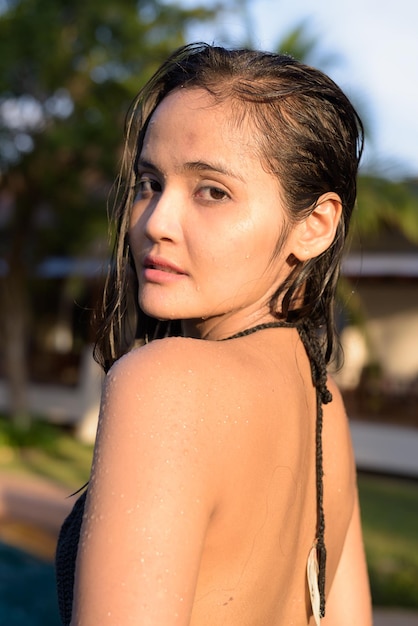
[72,340,220,625]
[322,489,372,626]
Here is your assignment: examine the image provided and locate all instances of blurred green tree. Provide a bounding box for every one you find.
[0,0,214,425]
[355,177,418,244]
[276,20,418,244]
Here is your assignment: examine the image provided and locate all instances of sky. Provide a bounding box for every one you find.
[182,0,418,180]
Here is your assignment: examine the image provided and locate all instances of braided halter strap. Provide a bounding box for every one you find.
[221,320,332,619]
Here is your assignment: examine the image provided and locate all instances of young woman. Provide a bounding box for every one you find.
[56,43,372,625]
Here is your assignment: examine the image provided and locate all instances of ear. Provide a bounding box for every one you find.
[289,192,342,262]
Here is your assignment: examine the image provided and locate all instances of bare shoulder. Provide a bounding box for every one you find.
[112,335,219,376]
[106,336,233,411]
[99,336,272,494]
[101,337,243,462]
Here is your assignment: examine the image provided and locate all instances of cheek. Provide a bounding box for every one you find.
[129,206,149,251]
[129,203,145,234]
[207,232,266,280]
[128,230,141,271]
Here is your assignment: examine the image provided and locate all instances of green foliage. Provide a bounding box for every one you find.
[358,474,418,608]
[0,0,215,261]
[0,412,61,448]
[356,176,418,244]
[0,414,93,489]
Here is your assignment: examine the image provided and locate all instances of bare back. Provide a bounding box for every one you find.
[73,328,360,626]
[188,328,356,625]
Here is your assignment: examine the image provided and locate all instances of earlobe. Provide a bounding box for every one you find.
[291,192,342,261]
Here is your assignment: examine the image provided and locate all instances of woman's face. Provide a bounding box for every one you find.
[129,88,297,338]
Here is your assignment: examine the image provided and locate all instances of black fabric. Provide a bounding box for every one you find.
[55,490,87,625]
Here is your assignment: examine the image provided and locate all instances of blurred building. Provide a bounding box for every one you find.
[335,229,418,426]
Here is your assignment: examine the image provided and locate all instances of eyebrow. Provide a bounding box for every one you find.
[182,160,245,182]
[136,158,245,182]
[135,158,159,174]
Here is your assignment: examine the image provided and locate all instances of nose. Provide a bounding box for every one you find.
[138,188,183,244]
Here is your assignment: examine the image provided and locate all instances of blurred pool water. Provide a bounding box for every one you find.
[0,541,60,625]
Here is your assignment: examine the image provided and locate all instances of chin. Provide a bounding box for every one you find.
[139,300,182,322]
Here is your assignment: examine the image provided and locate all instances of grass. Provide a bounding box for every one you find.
[0,416,93,490]
[358,473,418,608]
[1,415,418,609]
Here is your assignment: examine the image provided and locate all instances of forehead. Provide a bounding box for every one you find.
[142,88,256,158]
[150,87,230,126]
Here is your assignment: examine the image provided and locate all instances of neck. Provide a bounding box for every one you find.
[219,320,296,341]
[182,313,289,342]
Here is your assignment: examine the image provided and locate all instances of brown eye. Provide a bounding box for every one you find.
[195,185,230,202]
[135,178,161,199]
[209,187,228,200]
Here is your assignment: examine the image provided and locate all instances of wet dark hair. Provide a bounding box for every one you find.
[94,42,363,372]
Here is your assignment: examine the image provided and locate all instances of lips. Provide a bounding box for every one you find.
[143,255,186,276]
